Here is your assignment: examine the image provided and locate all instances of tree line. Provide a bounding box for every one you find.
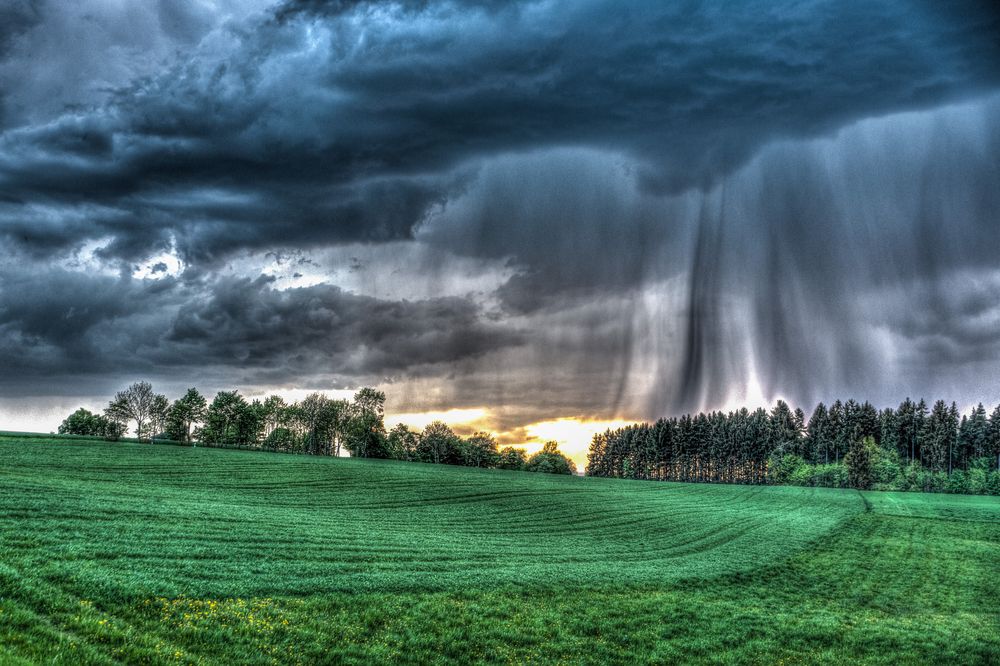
[587,399,1000,495]
[57,382,576,475]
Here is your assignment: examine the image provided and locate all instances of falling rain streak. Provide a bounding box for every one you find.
[653,93,1000,416]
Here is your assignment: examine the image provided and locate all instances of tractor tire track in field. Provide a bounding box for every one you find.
[2,437,998,664]
[0,438,863,600]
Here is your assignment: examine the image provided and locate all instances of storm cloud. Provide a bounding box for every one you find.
[1,0,999,431]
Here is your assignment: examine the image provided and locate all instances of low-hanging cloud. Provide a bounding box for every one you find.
[0,258,524,397]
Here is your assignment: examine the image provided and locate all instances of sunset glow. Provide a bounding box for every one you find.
[519,418,636,471]
[382,409,633,472]
[385,408,490,433]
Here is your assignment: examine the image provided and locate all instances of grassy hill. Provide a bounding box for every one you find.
[0,436,997,664]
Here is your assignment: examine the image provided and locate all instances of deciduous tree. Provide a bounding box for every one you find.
[166,388,208,443]
[417,421,460,465]
[462,432,500,468]
[107,381,162,441]
[497,446,527,471]
[344,389,386,458]
[525,441,576,475]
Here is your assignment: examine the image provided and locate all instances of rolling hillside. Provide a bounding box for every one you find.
[0,436,997,664]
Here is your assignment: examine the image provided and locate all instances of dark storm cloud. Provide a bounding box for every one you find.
[2,0,998,264]
[418,148,691,314]
[0,257,522,395]
[0,0,41,125]
[274,0,517,19]
[0,1,41,56]
[0,266,179,381]
[881,273,1000,368]
[166,274,524,377]
[0,0,273,130]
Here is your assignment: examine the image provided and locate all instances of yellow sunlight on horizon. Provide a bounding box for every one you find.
[385,408,490,433]
[520,418,635,472]
[385,408,633,474]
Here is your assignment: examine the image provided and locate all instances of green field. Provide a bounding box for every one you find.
[0,437,997,664]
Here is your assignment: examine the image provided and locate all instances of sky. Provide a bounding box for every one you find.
[1,0,999,467]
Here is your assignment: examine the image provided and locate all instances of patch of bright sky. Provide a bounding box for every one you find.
[132,238,184,280]
[240,387,358,404]
[518,417,635,471]
[385,408,490,433]
[55,234,185,281]
[65,236,120,276]
[239,241,515,302]
[715,368,770,416]
[0,396,108,434]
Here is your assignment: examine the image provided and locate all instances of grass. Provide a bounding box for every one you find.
[0,436,997,664]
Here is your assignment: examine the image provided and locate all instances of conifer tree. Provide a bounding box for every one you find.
[806,403,829,465]
[989,405,1000,471]
[844,435,877,490]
